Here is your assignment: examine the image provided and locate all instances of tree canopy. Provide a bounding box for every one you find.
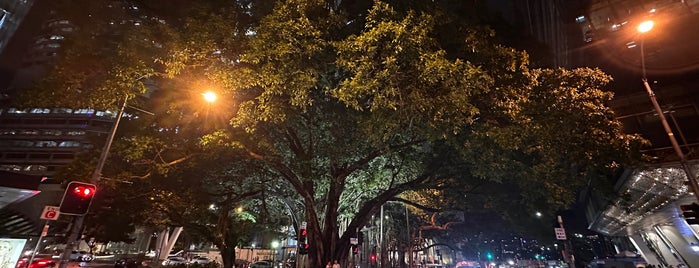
[20,0,645,267]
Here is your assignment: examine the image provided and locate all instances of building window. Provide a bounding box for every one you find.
[36,141,58,147]
[58,141,81,147]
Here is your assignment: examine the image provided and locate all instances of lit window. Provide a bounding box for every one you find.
[49,35,64,40]
[54,108,73,114]
[66,131,86,136]
[36,141,58,147]
[74,109,95,114]
[31,108,50,113]
[59,141,81,147]
[43,130,63,135]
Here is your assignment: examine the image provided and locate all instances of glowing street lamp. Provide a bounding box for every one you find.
[203,91,217,103]
[271,241,280,264]
[58,79,222,268]
[637,20,654,33]
[636,20,699,202]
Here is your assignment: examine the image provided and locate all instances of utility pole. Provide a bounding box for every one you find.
[58,97,128,268]
[638,20,699,203]
[557,216,576,268]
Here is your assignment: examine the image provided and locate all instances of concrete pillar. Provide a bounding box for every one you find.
[158,227,183,261]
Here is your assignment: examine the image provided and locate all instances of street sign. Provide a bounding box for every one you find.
[301,221,307,229]
[350,238,358,245]
[554,227,567,240]
[41,224,49,236]
[40,206,60,220]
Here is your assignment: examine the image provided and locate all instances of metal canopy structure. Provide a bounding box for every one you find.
[0,170,44,210]
[589,162,699,236]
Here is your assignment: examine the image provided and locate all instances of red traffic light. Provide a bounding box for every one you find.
[300,229,307,236]
[370,254,376,262]
[73,185,95,197]
[60,181,97,215]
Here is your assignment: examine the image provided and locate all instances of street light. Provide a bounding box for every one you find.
[203,91,217,103]
[58,76,149,268]
[637,20,699,202]
[58,77,217,268]
[271,241,280,264]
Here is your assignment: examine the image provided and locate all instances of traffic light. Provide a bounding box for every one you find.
[298,242,309,255]
[486,252,493,260]
[298,224,308,255]
[60,181,97,215]
[680,203,699,225]
[351,244,358,255]
[300,227,307,241]
[369,253,376,262]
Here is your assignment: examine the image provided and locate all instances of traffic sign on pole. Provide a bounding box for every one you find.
[554,227,567,240]
[40,206,60,220]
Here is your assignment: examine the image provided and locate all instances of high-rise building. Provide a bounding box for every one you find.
[0,2,120,237]
[0,0,35,54]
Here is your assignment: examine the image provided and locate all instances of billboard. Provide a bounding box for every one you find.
[0,238,27,268]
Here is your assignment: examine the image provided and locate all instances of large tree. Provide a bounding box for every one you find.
[21,0,644,267]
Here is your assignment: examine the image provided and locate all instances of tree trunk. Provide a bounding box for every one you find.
[221,245,235,268]
[399,249,407,268]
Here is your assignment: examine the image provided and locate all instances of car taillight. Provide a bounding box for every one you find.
[37,261,48,265]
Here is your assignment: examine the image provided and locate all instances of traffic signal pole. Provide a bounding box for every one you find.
[557,216,576,268]
[58,97,128,268]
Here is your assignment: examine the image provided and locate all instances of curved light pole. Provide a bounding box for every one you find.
[637,20,699,202]
[59,76,215,268]
[58,76,149,268]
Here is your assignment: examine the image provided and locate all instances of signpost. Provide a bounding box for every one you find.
[40,206,60,220]
[30,206,60,266]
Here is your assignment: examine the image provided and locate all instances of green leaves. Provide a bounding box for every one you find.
[335,3,487,139]
[23,0,646,263]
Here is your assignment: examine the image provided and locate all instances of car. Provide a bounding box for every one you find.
[70,251,94,262]
[188,256,211,265]
[162,257,187,266]
[114,258,139,268]
[15,257,56,268]
[250,261,274,268]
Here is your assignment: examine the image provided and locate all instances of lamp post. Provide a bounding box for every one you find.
[58,77,215,268]
[637,20,699,202]
[271,241,280,265]
[58,77,143,268]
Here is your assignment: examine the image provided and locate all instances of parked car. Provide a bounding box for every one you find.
[70,251,94,262]
[250,261,274,268]
[114,258,139,268]
[188,256,211,265]
[15,257,56,268]
[162,257,187,266]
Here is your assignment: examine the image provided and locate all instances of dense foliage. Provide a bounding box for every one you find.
[20,0,645,267]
